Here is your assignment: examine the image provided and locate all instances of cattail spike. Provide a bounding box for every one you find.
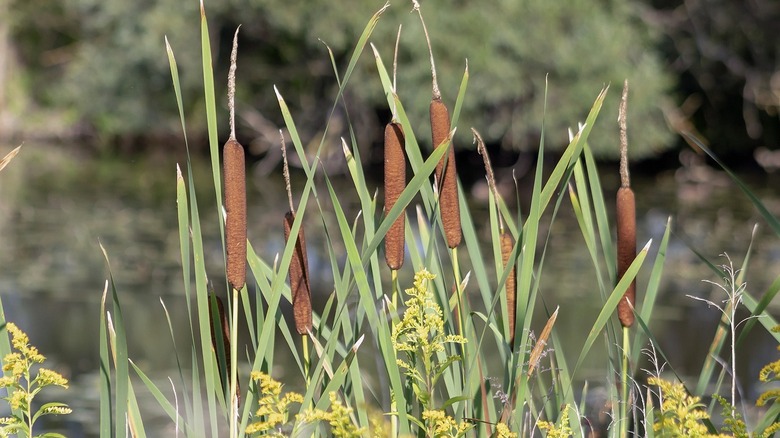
[228,27,240,141]
[473,128,504,232]
[616,187,636,327]
[619,80,630,188]
[500,232,516,345]
[224,138,246,290]
[285,212,312,334]
[384,122,406,270]
[431,99,461,248]
[413,0,440,100]
[280,130,295,214]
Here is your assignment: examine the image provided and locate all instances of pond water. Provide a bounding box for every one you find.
[0,143,778,436]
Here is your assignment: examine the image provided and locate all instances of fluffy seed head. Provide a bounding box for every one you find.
[384,122,406,270]
[284,211,312,334]
[616,186,636,327]
[430,98,461,248]
[224,138,246,290]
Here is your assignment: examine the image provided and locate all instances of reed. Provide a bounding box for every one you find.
[384,121,406,270]
[616,80,636,328]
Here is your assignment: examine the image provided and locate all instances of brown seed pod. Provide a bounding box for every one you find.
[208,294,239,405]
[284,211,312,334]
[616,186,636,327]
[384,122,406,270]
[224,138,246,290]
[430,98,461,248]
[500,232,517,344]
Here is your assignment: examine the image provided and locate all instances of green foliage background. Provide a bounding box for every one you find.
[7,0,674,157]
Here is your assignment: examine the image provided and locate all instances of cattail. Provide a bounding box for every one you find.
[431,100,461,248]
[616,80,636,328]
[415,0,461,248]
[224,27,246,291]
[500,232,517,344]
[384,122,406,270]
[208,294,239,404]
[224,139,246,291]
[284,212,312,334]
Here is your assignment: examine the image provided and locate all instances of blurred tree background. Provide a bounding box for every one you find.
[0,0,777,163]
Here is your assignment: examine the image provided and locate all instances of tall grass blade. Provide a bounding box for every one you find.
[683,132,780,237]
[0,145,21,173]
[571,240,651,377]
[631,217,672,365]
[100,244,130,437]
[199,1,225,238]
[130,360,191,434]
[98,282,113,436]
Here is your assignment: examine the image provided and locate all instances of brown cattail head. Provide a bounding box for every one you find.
[384,122,406,270]
[284,211,312,334]
[616,187,636,327]
[500,232,517,345]
[224,138,246,290]
[431,99,461,248]
[208,294,239,404]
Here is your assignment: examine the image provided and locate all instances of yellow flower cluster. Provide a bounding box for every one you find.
[246,372,367,437]
[298,392,366,437]
[0,322,71,435]
[537,406,573,438]
[391,269,466,378]
[494,422,517,438]
[757,327,780,408]
[421,409,472,437]
[245,371,303,436]
[649,377,729,438]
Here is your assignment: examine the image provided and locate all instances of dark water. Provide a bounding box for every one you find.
[0,144,778,435]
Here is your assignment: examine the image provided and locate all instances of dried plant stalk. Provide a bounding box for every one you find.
[616,187,636,327]
[284,211,312,334]
[208,295,239,404]
[431,99,461,248]
[384,122,406,270]
[500,232,517,344]
[224,138,246,290]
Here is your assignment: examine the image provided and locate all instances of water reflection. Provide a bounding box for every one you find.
[0,143,778,435]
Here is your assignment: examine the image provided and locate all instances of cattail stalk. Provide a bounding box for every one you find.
[384,122,406,270]
[617,80,636,437]
[223,28,243,438]
[616,80,636,328]
[474,127,516,345]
